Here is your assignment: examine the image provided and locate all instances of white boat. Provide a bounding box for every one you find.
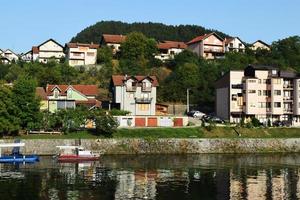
[55,146,100,162]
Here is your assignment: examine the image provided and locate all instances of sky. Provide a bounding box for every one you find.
[0,0,299,53]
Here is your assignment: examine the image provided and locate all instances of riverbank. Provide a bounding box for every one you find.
[17,127,300,139]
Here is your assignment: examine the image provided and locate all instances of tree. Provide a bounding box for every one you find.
[95,115,118,137]
[12,76,41,130]
[0,85,20,135]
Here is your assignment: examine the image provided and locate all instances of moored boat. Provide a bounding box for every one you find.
[56,146,100,162]
[0,142,39,163]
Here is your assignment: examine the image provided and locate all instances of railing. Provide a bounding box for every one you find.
[283,84,293,89]
[135,97,153,103]
[283,96,293,101]
[126,86,137,92]
[142,86,152,92]
[284,109,293,113]
[204,48,224,53]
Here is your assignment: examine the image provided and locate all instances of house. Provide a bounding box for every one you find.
[45,84,100,112]
[2,49,19,62]
[35,87,49,111]
[224,37,246,53]
[216,65,300,126]
[20,50,33,62]
[111,75,159,116]
[250,40,270,51]
[187,32,225,59]
[0,57,11,64]
[65,43,99,66]
[100,34,126,54]
[32,39,65,63]
[155,41,187,61]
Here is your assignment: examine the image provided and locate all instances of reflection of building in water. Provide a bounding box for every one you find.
[297,169,300,200]
[246,170,267,200]
[230,171,243,200]
[271,169,287,200]
[134,170,157,200]
[114,171,135,199]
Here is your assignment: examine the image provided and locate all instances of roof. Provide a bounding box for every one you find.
[66,43,99,49]
[248,64,278,70]
[187,32,224,45]
[75,99,101,107]
[46,85,99,96]
[252,40,270,47]
[36,38,64,50]
[157,41,187,50]
[102,34,126,44]
[112,75,159,87]
[32,46,39,54]
[36,87,48,100]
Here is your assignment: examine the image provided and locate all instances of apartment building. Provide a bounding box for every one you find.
[187,32,225,59]
[111,75,158,116]
[65,43,99,66]
[100,34,126,54]
[224,37,246,53]
[32,39,65,63]
[155,41,187,61]
[251,40,270,51]
[216,65,300,126]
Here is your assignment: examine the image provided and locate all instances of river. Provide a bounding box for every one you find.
[0,154,299,200]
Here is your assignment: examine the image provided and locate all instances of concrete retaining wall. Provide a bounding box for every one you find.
[2,138,300,155]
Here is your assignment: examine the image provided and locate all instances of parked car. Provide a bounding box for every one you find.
[187,111,206,118]
[202,115,225,124]
[273,120,291,127]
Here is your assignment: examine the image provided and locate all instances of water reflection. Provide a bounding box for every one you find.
[0,154,299,200]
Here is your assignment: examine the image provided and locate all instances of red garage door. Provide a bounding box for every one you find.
[135,118,146,127]
[147,118,158,127]
[174,118,183,127]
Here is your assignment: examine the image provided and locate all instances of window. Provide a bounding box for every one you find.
[274,90,281,96]
[232,94,237,101]
[263,90,271,97]
[170,51,175,55]
[273,79,281,84]
[274,102,281,108]
[271,70,277,75]
[250,103,256,107]
[258,90,262,96]
[248,80,256,83]
[230,43,233,47]
[73,52,81,56]
[258,102,266,108]
[67,89,72,98]
[54,90,59,98]
[258,79,262,84]
[87,52,95,56]
[231,84,243,89]
[262,79,271,84]
[248,90,256,94]
[138,104,150,111]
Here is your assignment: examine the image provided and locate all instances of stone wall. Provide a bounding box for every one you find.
[2,138,300,155]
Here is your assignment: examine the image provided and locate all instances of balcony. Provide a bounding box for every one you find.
[283,84,293,90]
[283,96,294,101]
[284,109,293,113]
[135,97,153,104]
[204,47,224,53]
[142,86,152,92]
[126,86,137,92]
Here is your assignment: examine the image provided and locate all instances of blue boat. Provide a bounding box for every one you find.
[0,140,39,163]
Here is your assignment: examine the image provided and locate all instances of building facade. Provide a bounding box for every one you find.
[32,39,65,63]
[111,75,158,116]
[224,37,246,53]
[65,43,99,66]
[100,34,126,54]
[45,84,100,112]
[155,41,187,61]
[187,32,225,59]
[216,65,300,126]
[1,49,19,62]
[251,40,270,51]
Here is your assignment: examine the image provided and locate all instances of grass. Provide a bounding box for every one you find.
[14,126,300,140]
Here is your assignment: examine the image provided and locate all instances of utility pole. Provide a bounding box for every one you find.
[187,88,190,113]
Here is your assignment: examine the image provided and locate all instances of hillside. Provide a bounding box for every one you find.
[70,20,229,43]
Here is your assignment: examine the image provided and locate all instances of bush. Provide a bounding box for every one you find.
[109,109,131,116]
[95,115,119,137]
[251,117,261,127]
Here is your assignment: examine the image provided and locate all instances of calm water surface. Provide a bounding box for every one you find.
[0,154,300,200]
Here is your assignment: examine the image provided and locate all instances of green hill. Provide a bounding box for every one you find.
[70,20,229,43]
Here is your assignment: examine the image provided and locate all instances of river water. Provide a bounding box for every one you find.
[0,154,299,200]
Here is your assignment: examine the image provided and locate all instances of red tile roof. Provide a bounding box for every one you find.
[224,37,234,45]
[32,46,39,54]
[46,85,99,96]
[75,99,101,108]
[102,34,126,44]
[112,75,159,87]
[36,87,48,100]
[157,41,187,50]
[187,32,224,45]
[67,43,99,49]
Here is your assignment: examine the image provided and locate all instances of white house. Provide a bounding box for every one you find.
[224,37,246,53]
[100,34,126,54]
[111,75,159,116]
[20,50,33,62]
[65,43,99,66]
[251,40,270,51]
[155,41,187,61]
[2,49,19,62]
[32,39,65,63]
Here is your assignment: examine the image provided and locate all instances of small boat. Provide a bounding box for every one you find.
[0,142,39,163]
[56,146,100,162]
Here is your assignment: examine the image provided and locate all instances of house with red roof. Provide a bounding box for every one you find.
[65,43,99,66]
[155,41,187,61]
[31,39,65,63]
[44,84,100,112]
[100,34,126,54]
[111,75,158,115]
[187,32,225,59]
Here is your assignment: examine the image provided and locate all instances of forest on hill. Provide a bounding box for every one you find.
[70,20,229,43]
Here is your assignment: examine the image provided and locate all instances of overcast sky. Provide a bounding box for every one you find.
[1,0,299,53]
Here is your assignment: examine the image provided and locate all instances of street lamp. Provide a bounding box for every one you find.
[187,88,191,113]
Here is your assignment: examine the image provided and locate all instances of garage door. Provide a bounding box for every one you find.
[135,118,146,127]
[174,118,183,127]
[147,118,158,127]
